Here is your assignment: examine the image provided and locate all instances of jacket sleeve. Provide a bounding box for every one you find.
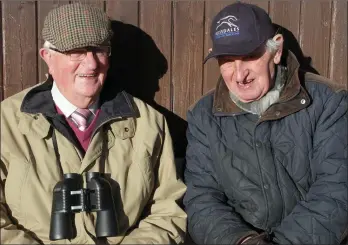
[1,155,43,244]
[273,90,348,244]
[183,109,258,245]
[119,118,187,244]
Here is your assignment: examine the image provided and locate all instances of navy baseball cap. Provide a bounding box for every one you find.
[204,2,275,63]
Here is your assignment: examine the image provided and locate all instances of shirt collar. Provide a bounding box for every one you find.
[51,81,99,118]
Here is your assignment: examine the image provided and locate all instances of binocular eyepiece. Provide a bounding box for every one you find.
[49,172,118,241]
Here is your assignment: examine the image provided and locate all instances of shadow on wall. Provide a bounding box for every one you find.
[274,24,320,76]
[102,20,188,163]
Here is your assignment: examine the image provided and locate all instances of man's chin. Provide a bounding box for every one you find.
[238,97,257,103]
[237,92,265,103]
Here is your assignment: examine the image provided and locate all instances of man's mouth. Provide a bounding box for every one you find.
[237,79,254,88]
[78,74,97,77]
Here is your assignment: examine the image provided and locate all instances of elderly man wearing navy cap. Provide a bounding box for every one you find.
[1,3,186,244]
[184,2,347,245]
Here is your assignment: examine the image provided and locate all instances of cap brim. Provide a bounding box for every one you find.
[203,52,217,64]
[203,41,267,64]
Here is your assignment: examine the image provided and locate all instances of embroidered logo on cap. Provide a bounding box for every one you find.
[214,15,240,40]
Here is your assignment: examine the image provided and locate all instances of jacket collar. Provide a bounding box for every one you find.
[19,76,138,148]
[21,75,138,120]
[212,51,311,121]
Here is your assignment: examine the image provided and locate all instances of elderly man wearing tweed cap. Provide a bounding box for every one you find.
[0,3,186,244]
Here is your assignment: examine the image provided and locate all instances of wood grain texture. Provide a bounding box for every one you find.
[242,0,269,12]
[203,0,232,95]
[106,0,139,26]
[140,1,172,109]
[37,0,69,83]
[269,1,301,39]
[2,1,37,98]
[329,0,347,87]
[0,2,3,101]
[70,0,104,9]
[299,1,332,77]
[0,0,346,105]
[172,1,204,119]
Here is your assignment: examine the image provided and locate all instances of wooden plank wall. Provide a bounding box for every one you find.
[1,0,347,120]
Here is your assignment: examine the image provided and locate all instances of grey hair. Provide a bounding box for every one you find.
[43,40,57,50]
[265,37,282,54]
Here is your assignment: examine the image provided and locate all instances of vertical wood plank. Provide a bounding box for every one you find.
[172,1,204,120]
[37,0,69,83]
[141,1,190,159]
[139,1,171,110]
[203,0,232,94]
[269,1,301,39]
[299,1,332,77]
[329,0,347,87]
[2,1,37,98]
[0,2,3,101]
[70,0,104,9]
[106,0,139,26]
[242,0,269,13]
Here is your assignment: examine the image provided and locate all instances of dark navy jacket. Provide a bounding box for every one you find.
[184,52,348,244]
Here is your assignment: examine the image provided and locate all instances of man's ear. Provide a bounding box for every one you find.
[39,48,51,64]
[39,48,54,74]
[272,34,284,65]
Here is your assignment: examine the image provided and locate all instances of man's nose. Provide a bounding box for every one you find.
[234,60,248,83]
[82,51,98,69]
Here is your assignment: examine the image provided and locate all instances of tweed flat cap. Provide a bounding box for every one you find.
[42,3,113,52]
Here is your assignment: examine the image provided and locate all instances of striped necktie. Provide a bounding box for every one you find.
[70,108,91,131]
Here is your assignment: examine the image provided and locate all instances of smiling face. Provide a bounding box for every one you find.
[217,36,283,103]
[40,47,109,108]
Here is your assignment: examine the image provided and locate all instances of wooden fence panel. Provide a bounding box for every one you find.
[329,0,347,87]
[172,1,204,119]
[37,0,69,83]
[300,1,332,77]
[2,1,37,98]
[0,2,3,101]
[106,1,139,26]
[203,0,231,95]
[139,1,172,109]
[243,0,269,12]
[269,1,301,39]
[70,0,104,9]
[1,0,346,115]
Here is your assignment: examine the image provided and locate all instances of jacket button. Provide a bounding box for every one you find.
[275,111,280,116]
[33,114,39,120]
[300,99,306,104]
[124,127,129,132]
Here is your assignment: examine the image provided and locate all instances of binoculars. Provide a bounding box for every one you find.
[49,172,118,240]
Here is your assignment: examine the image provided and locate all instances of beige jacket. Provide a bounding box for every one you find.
[1,80,187,244]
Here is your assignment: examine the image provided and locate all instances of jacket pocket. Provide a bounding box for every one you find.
[4,155,31,227]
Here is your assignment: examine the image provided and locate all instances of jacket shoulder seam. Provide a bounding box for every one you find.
[305,72,346,93]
